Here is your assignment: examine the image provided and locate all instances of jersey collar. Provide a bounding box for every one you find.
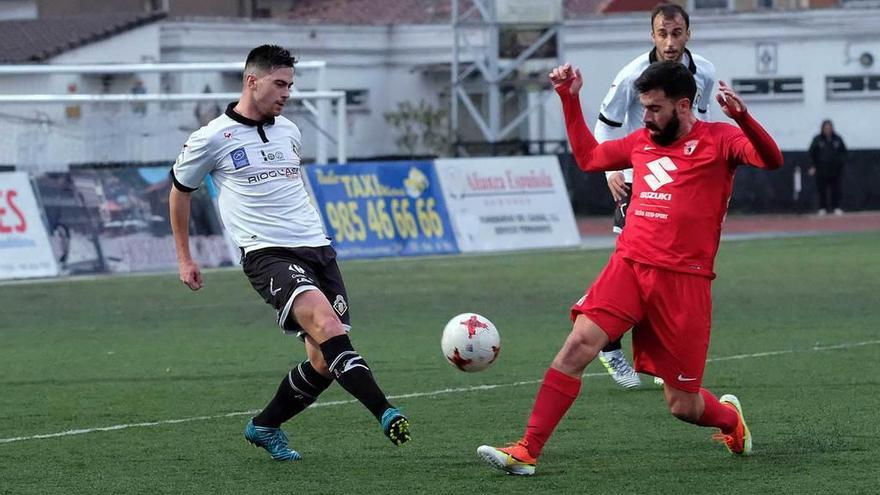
[225,102,275,126]
[648,48,698,74]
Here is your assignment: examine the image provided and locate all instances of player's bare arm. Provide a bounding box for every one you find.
[169,187,204,291]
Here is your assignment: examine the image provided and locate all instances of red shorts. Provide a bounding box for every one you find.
[571,253,712,392]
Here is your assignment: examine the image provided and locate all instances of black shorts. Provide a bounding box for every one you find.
[612,183,632,234]
[242,245,350,338]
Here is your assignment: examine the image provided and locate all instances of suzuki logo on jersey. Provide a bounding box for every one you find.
[644,156,677,191]
[230,147,251,169]
[640,191,672,201]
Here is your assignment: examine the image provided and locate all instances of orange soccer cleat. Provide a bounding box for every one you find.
[477,440,537,476]
[713,394,752,456]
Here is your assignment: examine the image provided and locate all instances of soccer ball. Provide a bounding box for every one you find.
[441,313,501,372]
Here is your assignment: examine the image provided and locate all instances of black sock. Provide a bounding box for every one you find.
[253,360,332,428]
[320,334,392,421]
[602,339,622,353]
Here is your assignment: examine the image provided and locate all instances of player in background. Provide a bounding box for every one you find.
[477,61,783,476]
[594,4,716,388]
[169,45,410,461]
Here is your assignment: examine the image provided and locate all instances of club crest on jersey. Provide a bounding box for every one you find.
[684,140,699,156]
[332,295,348,315]
[230,147,251,169]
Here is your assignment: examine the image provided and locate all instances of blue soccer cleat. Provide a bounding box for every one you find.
[380,407,411,446]
[244,419,302,461]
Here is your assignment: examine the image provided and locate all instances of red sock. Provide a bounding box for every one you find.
[523,367,582,458]
[697,389,738,433]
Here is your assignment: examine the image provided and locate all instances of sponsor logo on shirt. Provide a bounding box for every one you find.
[230,147,251,169]
[246,167,301,184]
[260,149,284,162]
[639,191,672,201]
[644,156,677,191]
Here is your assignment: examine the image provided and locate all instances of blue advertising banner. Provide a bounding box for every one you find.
[305,161,459,258]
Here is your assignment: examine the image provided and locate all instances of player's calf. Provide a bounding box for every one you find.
[320,334,411,445]
[253,360,332,428]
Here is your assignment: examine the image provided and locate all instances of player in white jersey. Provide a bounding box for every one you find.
[169,45,410,461]
[593,5,716,388]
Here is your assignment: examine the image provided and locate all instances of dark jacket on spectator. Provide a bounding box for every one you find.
[809,132,847,177]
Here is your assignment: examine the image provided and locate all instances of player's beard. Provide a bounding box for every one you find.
[648,109,681,146]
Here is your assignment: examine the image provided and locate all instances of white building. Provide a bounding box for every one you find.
[1,6,879,170]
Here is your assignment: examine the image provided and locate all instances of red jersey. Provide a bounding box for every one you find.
[559,90,783,278]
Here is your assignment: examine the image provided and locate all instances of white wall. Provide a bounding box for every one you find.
[0,0,36,20]
[165,10,880,159]
[0,23,164,170]
[161,21,452,161]
[4,8,880,171]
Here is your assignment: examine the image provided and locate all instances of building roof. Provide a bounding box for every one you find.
[276,0,640,25]
[0,11,166,64]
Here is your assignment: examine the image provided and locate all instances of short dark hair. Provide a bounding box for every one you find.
[634,60,697,105]
[244,44,296,75]
[651,4,689,30]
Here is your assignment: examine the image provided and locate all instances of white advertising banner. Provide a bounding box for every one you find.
[434,156,580,252]
[0,172,60,279]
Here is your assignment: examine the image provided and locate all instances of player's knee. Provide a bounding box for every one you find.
[569,325,604,357]
[553,328,602,374]
[311,310,345,339]
[296,299,345,342]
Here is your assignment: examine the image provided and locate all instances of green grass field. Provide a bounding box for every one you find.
[1,233,878,494]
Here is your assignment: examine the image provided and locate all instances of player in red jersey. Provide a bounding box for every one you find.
[476,60,783,476]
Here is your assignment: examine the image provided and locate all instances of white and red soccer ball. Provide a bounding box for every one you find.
[441,313,501,372]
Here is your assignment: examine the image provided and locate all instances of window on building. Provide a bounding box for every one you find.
[826,75,880,99]
[691,0,730,11]
[731,77,804,101]
[840,0,880,7]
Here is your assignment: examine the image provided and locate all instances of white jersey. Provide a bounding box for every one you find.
[595,49,716,183]
[172,103,329,252]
